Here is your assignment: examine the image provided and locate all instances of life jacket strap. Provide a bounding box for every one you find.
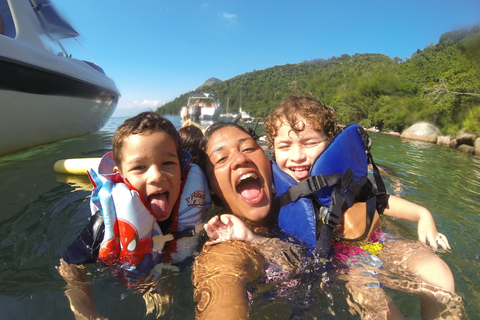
[279,173,343,207]
[315,168,368,257]
[315,188,347,257]
[366,151,389,213]
[357,125,389,213]
[170,226,199,240]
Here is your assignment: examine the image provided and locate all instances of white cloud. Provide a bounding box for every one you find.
[222,12,238,23]
[129,99,162,108]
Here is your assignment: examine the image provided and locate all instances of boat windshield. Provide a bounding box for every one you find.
[187,93,219,107]
[0,0,15,38]
[30,0,78,40]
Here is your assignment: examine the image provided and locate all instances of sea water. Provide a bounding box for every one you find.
[0,116,478,319]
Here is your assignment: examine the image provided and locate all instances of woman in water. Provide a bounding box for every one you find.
[191,122,301,319]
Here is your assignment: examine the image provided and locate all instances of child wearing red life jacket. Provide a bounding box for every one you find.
[58,112,211,319]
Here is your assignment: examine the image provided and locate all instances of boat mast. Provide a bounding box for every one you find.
[239,90,242,113]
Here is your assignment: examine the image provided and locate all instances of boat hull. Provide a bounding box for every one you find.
[0,0,120,156]
[0,88,117,156]
[0,56,118,156]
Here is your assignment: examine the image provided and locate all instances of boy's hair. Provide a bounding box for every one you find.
[178,125,205,167]
[264,94,339,160]
[112,112,182,166]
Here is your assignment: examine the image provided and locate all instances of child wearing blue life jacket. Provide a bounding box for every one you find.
[58,112,211,319]
[205,95,460,319]
[263,95,458,319]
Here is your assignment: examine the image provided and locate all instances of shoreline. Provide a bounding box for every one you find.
[364,127,480,157]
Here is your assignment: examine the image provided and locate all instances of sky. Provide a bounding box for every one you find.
[52,0,480,117]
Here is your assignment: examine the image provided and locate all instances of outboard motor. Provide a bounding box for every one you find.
[191,105,201,123]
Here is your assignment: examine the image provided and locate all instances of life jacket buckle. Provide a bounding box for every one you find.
[307,174,327,192]
[323,190,344,229]
[284,174,328,204]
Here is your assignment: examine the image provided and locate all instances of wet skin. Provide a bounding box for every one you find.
[114,131,181,221]
[205,126,272,222]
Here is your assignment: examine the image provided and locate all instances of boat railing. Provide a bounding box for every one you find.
[83,60,106,75]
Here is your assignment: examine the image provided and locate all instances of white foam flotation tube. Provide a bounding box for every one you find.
[54,158,101,175]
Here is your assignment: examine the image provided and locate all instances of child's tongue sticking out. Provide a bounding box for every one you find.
[149,192,169,219]
[290,166,309,181]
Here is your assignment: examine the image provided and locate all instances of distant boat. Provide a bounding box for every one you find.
[219,95,251,122]
[0,0,120,156]
[219,97,236,121]
[180,93,222,123]
[239,107,252,120]
[236,90,252,121]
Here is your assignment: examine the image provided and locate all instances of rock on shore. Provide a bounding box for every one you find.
[456,130,478,147]
[400,122,440,143]
[366,122,480,156]
[399,123,480,155]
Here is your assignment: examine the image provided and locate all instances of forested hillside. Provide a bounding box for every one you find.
[157,26,480,135]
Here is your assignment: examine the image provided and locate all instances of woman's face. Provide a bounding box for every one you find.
[205,126,272,222]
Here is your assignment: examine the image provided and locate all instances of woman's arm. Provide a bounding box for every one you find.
[204,214,302,271]
[192,241,265,319]
[57,259,104,320]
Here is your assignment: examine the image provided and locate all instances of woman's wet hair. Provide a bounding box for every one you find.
[200,122,254,153]
[112,112,182,166]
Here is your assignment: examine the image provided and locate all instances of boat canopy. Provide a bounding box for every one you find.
[187,93,220,107]
[30,0,78,40]
[189,93,218,99]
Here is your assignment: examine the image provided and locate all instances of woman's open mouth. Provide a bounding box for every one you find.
[236,172,264,204]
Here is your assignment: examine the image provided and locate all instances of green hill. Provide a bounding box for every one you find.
[157,26,480,135]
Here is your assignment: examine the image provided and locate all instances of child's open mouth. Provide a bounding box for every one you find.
[289,166,310,181]
[236,172,263,203]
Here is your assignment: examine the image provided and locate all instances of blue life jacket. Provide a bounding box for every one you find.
[273,124,388,257]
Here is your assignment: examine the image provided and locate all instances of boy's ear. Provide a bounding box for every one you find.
[113,166,119,174]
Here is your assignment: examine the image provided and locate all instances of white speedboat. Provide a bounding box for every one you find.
[0,0,120,156]
[239,107,252,120]
[180,93,222,123]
